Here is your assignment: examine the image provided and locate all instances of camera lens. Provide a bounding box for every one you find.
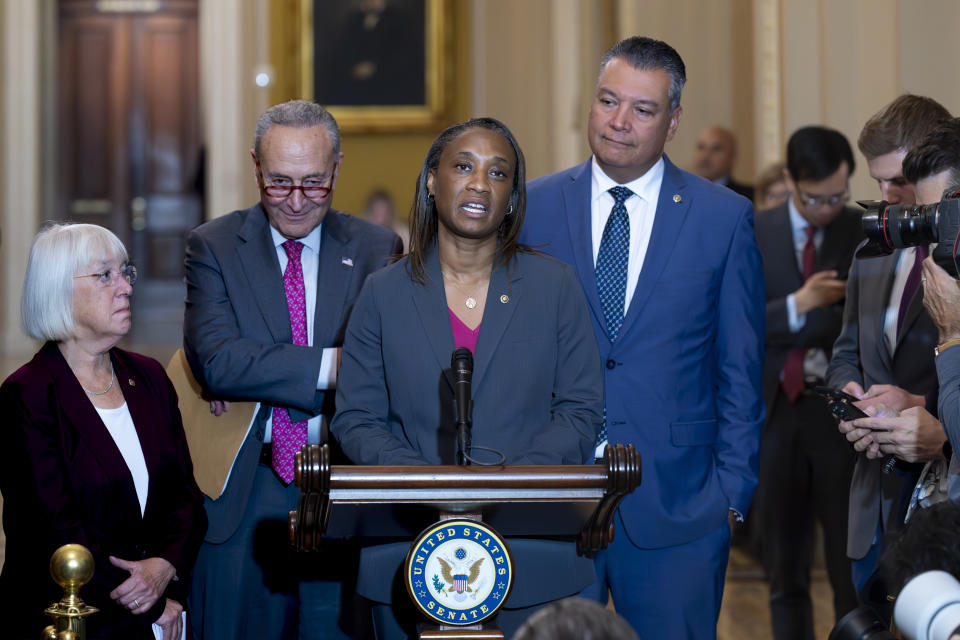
[829,607,895,640]
[857,201,940,258]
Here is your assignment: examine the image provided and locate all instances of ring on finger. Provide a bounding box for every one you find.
[133,599,140,609]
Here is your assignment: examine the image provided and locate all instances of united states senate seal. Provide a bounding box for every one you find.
[404,519,514,626]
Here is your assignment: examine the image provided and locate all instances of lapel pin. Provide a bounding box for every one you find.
[341,257,354,267]
[672,194,682,203]
[128,379,136,387]
[500,294,509,304]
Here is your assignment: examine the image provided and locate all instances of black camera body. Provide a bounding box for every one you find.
[857,188,960,277]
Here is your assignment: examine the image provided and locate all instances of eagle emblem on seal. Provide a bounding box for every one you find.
[437,556,484,593]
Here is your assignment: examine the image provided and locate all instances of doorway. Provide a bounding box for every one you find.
[57,0,201,347]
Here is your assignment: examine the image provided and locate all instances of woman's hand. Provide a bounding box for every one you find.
[108,555,175,613]
[155,598,184,640]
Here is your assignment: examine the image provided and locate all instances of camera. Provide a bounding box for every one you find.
[895,571,960,640]
[857,188,960,277]
[829,572,960,640]
[829,607,895,640]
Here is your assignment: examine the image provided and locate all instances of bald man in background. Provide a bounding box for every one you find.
[693,125,755,201]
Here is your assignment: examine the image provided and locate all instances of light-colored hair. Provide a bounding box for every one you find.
[21,223,128,341]
[253,99,341,157]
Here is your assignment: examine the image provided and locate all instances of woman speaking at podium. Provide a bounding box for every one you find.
[331,117,603,638]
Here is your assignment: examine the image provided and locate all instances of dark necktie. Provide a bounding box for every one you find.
[897,245,928,340]
[782,226,816,402]
[596,186,633,341]
[595,186,633,450]
[272,240,309,484]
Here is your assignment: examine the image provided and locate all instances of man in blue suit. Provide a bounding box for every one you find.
[520,36,765,639]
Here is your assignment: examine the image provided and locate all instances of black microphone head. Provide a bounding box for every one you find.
[452,347,473,372]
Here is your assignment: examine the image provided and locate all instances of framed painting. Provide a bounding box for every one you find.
[299,0,451,132]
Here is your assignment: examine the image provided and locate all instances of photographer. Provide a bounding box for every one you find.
[825,97,950,617]
[846,119,960,489]
[923,255,960,497]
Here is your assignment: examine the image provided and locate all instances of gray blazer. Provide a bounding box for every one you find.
[183,203,401,542]
[331,246,603,607]
[825,245,940,558]
[936,346,960,501]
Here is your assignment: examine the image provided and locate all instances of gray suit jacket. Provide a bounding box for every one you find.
[936,345,960,501]
[756,204,862,415]
[331,246,603,606]
[825,245,940,558]
[183,203,401,542]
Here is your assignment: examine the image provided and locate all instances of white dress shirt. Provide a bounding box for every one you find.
[590,156,664,314]
[783,198,830,380]
[884,246,932,354]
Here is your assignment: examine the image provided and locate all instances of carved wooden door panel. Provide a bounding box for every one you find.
[57,0,201,283]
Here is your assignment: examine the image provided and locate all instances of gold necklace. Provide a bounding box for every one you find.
[444,274,485,309]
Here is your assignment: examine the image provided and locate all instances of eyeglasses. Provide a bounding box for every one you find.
[797,188,850,208]
[256,164,336,201]
[74,264,138,287]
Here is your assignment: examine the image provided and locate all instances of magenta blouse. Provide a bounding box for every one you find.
[448,308,480,354]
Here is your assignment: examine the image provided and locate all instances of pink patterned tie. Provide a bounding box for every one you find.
[272,240,308,484]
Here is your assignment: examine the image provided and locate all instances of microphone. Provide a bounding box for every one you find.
[452,347,473,465]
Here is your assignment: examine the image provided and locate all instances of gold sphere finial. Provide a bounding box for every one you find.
[49,544,94,590]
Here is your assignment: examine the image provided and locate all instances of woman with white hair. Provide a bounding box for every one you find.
[0,223,206,640]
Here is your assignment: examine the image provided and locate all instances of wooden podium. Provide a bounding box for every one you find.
[288,444,641,638]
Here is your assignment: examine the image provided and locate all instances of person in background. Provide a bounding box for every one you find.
[0,223,206,640]
[753,126,861,640]
[756,162,791,211]
[362,188,409,252]
[511,597,639,640]
[693,124,755,201]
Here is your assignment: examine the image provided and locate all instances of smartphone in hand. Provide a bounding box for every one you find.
[815,386,869,421]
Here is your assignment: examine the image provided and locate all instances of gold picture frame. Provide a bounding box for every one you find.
[298,0,451,133]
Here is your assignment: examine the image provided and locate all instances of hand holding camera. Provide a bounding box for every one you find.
[922,256,960,344]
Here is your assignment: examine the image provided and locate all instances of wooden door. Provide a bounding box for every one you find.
[57,0,201,284]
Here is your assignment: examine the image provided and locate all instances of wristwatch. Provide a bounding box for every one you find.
[935,338,960,356]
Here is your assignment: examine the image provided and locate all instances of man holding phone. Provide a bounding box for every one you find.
[753,126,862,640]
[825,96,950,622]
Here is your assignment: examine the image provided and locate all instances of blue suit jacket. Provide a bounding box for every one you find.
[521,156,765,548]
[331,246,603,607]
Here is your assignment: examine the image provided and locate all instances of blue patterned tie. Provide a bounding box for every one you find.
[596,186,633,341]
[595,186,633,452]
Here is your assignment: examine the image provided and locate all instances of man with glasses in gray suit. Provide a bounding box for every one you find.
[183,100,401,640]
